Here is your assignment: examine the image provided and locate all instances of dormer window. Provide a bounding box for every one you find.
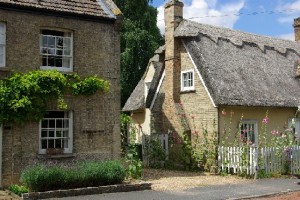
[40,29,73,72]
[181,69,194,91]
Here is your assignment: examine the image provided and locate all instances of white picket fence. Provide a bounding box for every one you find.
[218,146,300,176]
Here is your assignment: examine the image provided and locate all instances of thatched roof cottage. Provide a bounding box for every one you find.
[123,0,300,167]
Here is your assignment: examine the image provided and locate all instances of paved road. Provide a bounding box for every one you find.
[49,178,300,200]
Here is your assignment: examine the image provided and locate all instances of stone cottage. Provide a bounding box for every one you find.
[0,0,122,186]
[123,0,300,166]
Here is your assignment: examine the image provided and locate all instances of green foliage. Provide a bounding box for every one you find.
[144,136,167,168]
[71,76,110,96]
[126,145,142,179]
[8,184,29,196]
[120,113,132,155]
[21,161,125,192]
[0,70,109,124]
[113,0,163,106]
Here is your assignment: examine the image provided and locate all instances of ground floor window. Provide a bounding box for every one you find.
[240,120,257,145]
[39,111,73,154]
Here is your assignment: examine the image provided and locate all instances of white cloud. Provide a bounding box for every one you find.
[156,0,245,35]
[277,0,300,25]
[276,33,294,40]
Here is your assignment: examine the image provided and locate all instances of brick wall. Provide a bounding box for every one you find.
[0,9,121,186]
[180,46,218,139]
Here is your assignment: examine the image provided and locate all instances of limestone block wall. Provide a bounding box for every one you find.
[0,9,121,186]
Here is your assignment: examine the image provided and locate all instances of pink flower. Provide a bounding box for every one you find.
[222,109,226,116]
[179,102,183,107]
[271,130,277,135]
[248,141,253,145]
[262,117,269,124]
[242,129,247,134]
[241,133,245,138]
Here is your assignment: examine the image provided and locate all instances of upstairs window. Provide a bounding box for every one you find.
[240,120,257,145]
[0,23,6,67]
[40,29,73,72]
[181,69,194,91]
[39,111,73,154]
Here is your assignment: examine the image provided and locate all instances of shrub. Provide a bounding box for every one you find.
[8,184,29,196]
[21,161,125,192]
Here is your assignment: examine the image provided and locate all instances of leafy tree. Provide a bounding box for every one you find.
[114,0,163,106]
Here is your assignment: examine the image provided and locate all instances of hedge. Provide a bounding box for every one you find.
[21,160,125,192]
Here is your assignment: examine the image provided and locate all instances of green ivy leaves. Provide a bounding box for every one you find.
[0,70,110,124]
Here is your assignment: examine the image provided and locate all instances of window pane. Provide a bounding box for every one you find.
[63,139,68,148]
[48,139,54,148]
[41,140,47,149]
[55,139,62,148]
[42,56,48,66]
[49,120,55,128]
[49,130,55,137]
[48,48,55,55]
[56,130,62,137]
[48,36,55,48]
[41,35,48,47]
[56,119,63,128]
[41,131,47,138]
[63,130,69,137]
[56,57,62,67]
[0,36,5,45]
[0,23,5,33]
[56,37,63,48]
[62,58,70,68]
[42,119,48,128]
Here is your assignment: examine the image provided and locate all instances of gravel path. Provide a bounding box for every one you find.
[141,168,251,191]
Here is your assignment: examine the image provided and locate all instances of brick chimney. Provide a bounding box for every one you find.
[293,18,300,42]
[164,0,183,103]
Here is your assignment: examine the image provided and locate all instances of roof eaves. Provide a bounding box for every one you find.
[0,2,116,23]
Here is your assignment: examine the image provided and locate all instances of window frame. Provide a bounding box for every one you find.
[39,111,73,154]
[181,69,195,91]
[240,120,258,146]
[0,22,6,67]
[39,29,73,72]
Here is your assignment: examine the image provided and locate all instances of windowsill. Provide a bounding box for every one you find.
[181,89,196,94]
[37,153,76,159]
[40,66,73,73]
[0,67,10,72]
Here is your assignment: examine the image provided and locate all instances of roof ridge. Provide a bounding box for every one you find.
[175,19,300,55]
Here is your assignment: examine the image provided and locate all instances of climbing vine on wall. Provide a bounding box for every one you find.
[0,70,110,124]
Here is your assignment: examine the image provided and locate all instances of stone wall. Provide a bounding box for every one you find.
[0,9,121,186]
[179,46,218,139]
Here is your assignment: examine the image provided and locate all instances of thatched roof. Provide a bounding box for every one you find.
[0,0,120,20]
[122,79,145,112]
[123,47,165,112]
[176,20,300,107]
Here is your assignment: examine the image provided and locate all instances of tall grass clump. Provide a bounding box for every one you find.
[21,160,125,192]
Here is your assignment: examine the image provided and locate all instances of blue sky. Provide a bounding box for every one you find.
[150,0,300,40]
